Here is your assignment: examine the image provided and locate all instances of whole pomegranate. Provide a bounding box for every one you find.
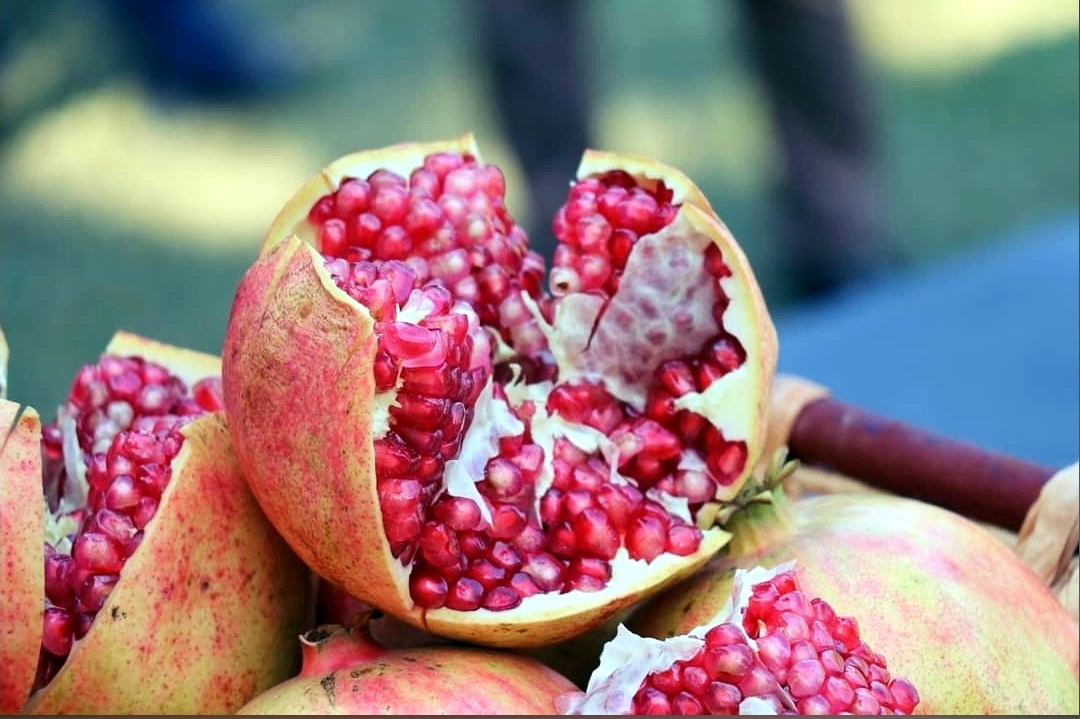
[0,331,311,714]
[223,134,778,647]
[559,564,921,714]
[628,464,1080,714]
[236,618,578,714]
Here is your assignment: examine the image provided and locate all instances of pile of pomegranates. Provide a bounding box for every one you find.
[1,134,1076,715]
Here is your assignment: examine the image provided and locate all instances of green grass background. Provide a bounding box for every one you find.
[1,0,1077,416]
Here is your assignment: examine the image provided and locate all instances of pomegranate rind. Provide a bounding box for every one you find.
[223,236,732,648]
[261,133,481,256]
[25,411,311,714]
[223,237,383,608]
[566,156,777,502]
[0,400,44,714]
[632,493,1080,714]
[235,626,578,715]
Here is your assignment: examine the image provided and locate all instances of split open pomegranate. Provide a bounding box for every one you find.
[0,332,310,714]
[223,134,777,647]
[558,564,921,715]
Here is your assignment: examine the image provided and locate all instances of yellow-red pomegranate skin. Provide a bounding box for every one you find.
[631,492,1080,714]
[236,624,578,715]
[2,333,312,715]
[0,402,44,714]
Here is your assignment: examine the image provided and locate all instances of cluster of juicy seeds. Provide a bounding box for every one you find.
[327,260,495,562]
[318,158,756,615]
[308,151,549,362]
[549,170,677,297]
[550,172,750,491]
[631,571,920,715]
[406,420,705,613]
[40,357,223,508]
[35,357,224,689]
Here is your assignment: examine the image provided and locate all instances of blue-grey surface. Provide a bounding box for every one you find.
[773,212,1079,469]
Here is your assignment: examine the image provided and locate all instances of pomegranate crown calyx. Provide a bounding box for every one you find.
[696,447,799,529]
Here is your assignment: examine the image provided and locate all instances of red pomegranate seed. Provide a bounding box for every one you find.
[702,681,742,713]
[350,213,382,248]
[381,323,437,359]
[309,194,335,224]
[432,496,481,531]
[444,577,484,611]
[335,178,371,216]
[319,218,348,256]
[418,523,462,569]
[481,585,521,611]
[571,507,619,560]
[378,226,414,259]
[41,607,75,657]
[666,523,702,556]
[409,571,448,609]
[489,504,527,540]
[633,687,671,715]
[484,457,523,499]
[559,489,593,519]
[486,541,522,573]
[466,558,506,591]
[509,572,540,598]
[521,552,565,592]
[625,513,668,562]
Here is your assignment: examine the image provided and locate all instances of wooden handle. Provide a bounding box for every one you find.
[787,396,1057,532]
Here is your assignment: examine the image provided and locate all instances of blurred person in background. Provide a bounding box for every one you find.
[98,0,297,103]
[474,0,897,301]
[34,0,894,302]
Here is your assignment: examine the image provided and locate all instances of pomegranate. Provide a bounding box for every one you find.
[223,134,778,647]
[235,618,579,714]
[629,461,1080,714]
[0,331,312,714]
[559,564,921,714]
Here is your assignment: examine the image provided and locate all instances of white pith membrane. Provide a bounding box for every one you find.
[558,563,794,715]
[351,199,759,613]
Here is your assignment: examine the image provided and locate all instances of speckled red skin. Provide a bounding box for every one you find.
[236,624,578,715]
[1,401,44,713]
[631,492,1080,714]
[23,411,312,715]
[1,333,313,715]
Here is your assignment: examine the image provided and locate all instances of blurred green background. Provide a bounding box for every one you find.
[1,0,1078,416]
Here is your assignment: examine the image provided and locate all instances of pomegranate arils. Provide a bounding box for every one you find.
[628,569,920,715]
[311,152,547,361]
[551,172,679,297]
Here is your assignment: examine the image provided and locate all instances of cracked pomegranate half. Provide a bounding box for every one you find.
[223,134,777,648]
[0,331,311,714]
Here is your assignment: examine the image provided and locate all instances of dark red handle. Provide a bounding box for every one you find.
[787,397,1057,532]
